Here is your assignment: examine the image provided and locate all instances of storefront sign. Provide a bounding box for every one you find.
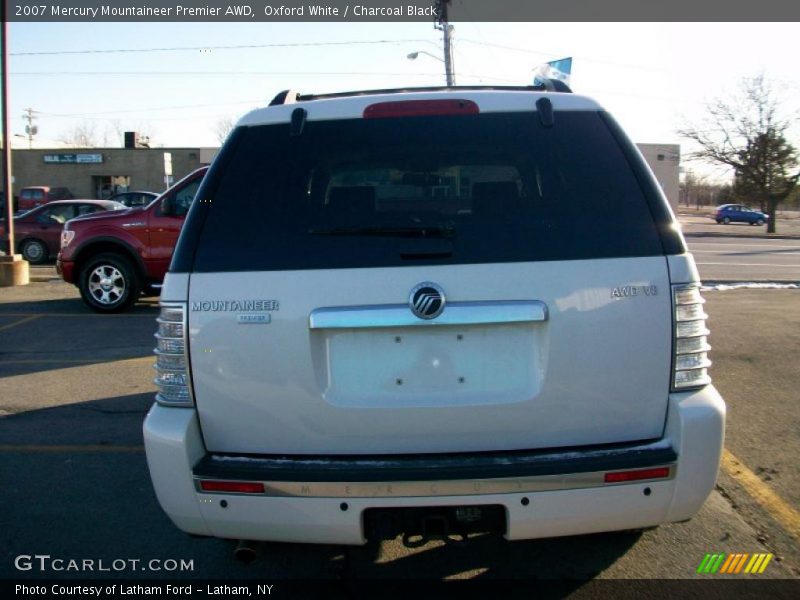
[43,153,104,164]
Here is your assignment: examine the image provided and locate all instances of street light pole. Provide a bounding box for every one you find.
[0,15,29,286]
[2,18,14,243]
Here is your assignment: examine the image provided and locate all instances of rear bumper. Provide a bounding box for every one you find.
[143,386,725,544]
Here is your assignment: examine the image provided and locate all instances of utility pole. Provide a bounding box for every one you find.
[22,107,37,148]
[434,0,455,86]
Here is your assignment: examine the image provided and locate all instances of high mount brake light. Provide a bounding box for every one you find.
[363,99,479,119]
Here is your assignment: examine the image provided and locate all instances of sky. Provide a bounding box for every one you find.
[6,21,800,181]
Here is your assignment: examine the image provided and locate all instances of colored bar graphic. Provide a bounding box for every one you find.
[721,553,738,573]
[745,554,760,573]
[758,554,773,573]
[697,554,713,574]
[710,553,726,573]
[699,553,773,575]
[734,553,749,573]
[719,554,735,573]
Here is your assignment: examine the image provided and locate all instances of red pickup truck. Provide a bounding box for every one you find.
[57,167,207,312]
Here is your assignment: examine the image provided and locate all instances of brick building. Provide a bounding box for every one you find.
[4,147,217,200]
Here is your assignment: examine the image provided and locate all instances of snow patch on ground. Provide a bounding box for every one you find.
[702,282,799,291]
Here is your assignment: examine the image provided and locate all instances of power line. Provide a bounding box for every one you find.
[39,99,267,118]
[13,70,518,84]
[459,38,668,72]
[10,39,438,57]
[33,75,523,121]
[13,71,451,77]
[459,38,553,60]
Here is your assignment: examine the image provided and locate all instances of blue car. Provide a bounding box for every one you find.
[714,204,769,225]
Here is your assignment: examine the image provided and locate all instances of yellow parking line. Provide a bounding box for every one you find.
[721,449,800,540]
[0,315,40,332]
[0,357,151,364]
[0,444,144,453]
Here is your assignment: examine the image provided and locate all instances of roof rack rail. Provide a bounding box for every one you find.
[269,90,300,106]
[267,80,572,106]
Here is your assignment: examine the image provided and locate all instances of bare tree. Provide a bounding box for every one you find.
[680,170,731,209]
[213,117,235,144]
[108,119,125,146]
[679,74,800,233]
[57,121,99,147]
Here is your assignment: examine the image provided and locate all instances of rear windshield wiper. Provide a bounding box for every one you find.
[309,225,456,239]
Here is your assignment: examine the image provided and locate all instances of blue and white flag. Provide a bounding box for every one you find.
[534,57,573,86]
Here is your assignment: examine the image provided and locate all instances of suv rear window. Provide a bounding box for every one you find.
[188,111,665,272]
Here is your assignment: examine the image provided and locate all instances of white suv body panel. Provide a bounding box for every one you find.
[143,385,724,544]
[146,88,725,544]
[187,257,671,455]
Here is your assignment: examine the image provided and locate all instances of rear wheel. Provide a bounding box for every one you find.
[78,253,141,313]
[722,217,731,224]
[20,238,48,265]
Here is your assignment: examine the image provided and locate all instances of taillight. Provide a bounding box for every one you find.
[61,229,75,248]
[154,302,193,406]
[363,99,479,119]
[672,284,712,390]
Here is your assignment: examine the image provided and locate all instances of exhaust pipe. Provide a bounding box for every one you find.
[233,540,262,563]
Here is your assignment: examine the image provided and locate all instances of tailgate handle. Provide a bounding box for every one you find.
[309,300,548,330]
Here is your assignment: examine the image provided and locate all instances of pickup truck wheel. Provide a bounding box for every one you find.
[79,253,141,313]
[20,239,48,265]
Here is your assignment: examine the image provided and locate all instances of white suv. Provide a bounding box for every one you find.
[144,83,725,546]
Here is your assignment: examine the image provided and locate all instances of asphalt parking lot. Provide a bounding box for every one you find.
[1,278,799,583]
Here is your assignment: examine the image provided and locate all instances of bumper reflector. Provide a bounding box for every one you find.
[199,481,266,494]
[604,467,671,483]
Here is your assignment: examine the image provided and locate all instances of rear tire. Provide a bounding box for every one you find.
[722,217,731,224]
[20,238,48,265]
[78,253,141,313]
